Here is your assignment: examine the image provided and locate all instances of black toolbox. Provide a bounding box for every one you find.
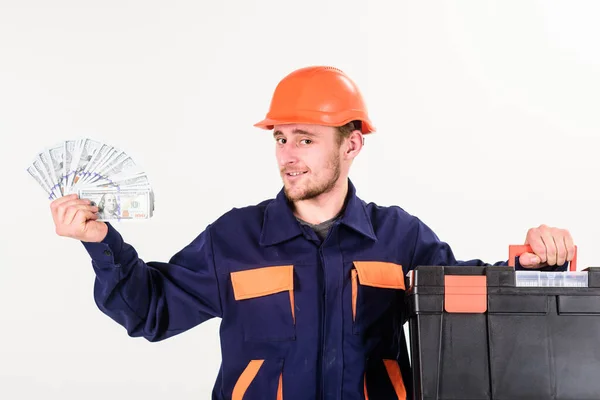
[405,245,600,400]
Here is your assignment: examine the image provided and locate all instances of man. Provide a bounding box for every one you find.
[50,66,575,399]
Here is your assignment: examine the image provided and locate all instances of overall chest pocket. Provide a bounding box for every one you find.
[231,265,296,342]
[351,261,406,335]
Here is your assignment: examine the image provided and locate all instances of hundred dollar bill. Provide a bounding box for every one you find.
[30,156,56,198]
[76,143,114,186]
[79,166,148,189]
[91,154,136,185]
[93,174,151,190]
[27,165,54,199]
[77,188,154,221]
[47,143,65,196]
[63,140,77,194]
[71,138,102,189]
[38,150,61,198]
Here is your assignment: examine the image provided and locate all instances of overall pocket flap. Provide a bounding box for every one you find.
[231,265,294,300]
[353,261,406,290]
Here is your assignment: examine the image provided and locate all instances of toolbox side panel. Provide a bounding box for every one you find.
[552,296,600,399]
[409,312,491,399]
[409,314,442,400]
[488,301,553,399]
[438,314,491,399]
[488,294,600,400]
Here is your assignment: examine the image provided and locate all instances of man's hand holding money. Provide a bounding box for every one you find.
[50,194,108,242]
[27,138,155,223]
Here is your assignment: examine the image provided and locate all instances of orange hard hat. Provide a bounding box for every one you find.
[254,66,375,134]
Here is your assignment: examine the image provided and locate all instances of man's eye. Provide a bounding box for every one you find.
[276,138,286,144]
[300,139,312,145]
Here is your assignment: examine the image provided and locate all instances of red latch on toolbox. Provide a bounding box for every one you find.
[444,275,487,313]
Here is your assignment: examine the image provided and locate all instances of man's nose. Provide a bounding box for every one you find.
[278,143,299,166]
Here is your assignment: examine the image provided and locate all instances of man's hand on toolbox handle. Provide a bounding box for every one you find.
[518,224,575,268]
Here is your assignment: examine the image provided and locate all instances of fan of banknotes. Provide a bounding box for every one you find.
[27,138,155,221]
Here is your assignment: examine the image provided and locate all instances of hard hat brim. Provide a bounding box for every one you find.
[254,117,375,134]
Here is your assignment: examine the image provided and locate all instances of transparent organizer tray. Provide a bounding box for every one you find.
[515,271,588,287]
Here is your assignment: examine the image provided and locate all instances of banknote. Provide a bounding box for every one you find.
[47,143,66,197]
[91,171,151,190]
[77,143,114,186]
[27,164,53,197]
[77,188,154,220]
[70,138,102,189]
[27,139,155,220]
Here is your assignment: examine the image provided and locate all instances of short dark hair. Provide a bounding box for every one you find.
[336,120,361,145]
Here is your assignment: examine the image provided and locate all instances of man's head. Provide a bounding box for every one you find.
[254,65,375,202]
[274,121,363,202]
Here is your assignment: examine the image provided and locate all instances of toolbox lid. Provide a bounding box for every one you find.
[407,266,600,289]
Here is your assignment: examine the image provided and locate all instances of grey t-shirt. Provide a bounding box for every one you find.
[296,215,339,241]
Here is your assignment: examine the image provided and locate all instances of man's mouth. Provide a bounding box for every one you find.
[286,171,307,176]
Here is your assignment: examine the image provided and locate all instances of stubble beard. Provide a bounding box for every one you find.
[283,153,341,202]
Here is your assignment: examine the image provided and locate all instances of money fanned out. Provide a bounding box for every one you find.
[27,139,155,221]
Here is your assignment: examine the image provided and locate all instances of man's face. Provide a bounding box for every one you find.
[274,123,343,202]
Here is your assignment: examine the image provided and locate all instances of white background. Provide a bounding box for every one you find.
[1,1,599,399]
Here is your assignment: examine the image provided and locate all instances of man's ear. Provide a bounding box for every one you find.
[344,130,363,159]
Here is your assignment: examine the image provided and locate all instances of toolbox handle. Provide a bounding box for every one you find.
[508,244,577,271]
